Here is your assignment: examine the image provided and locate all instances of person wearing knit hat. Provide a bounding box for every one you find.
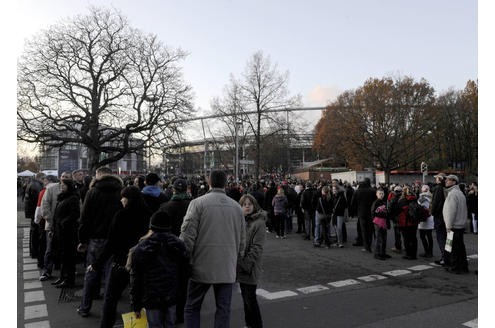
[149,211,173,232]
[157,178,192,324]
[129,209,188,327]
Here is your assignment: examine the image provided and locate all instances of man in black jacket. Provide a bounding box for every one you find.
[142,173,169,213]
[431,172,449,266]
[300,182,316,240]
[350,178,376,252]
[77,167,123,317]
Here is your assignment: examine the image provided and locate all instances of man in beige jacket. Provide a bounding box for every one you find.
[180,170,245,328]
[442,174,469,274]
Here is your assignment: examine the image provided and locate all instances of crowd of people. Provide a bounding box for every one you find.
[21,169,478,327]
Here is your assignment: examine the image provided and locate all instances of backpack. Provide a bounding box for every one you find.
[407,200,429,222]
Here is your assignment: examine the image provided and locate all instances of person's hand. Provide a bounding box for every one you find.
[77,243,87,253]
[86,265,94,272]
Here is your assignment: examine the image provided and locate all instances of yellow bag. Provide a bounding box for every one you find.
[122,309,148,328]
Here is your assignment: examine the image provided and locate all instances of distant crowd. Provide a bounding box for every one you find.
[20,169,478,327]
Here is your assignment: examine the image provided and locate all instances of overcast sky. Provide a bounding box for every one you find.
[11,0,479,139]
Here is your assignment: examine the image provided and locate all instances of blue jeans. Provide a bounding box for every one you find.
[303,210,314,239]
[333,215,345,244]
[79,239,110,313]
[185,281,233,328]
[42,231,54,275]
[314,212,329,245]
[147,305,176,328]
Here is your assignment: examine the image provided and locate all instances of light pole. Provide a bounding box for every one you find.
[235,121,243,182]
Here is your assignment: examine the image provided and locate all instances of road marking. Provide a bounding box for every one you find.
[24,263,39,271]
[357,274,387,282]
[262,290,298,300]
[24,304,48,320]
[256,289,270,296]
[297,285,329,294]
[23,258,37,264]
[24,281,43,290]
[462,318,478,327]
[21,227,51,328]
[23,271,40,280]
[328,279,360,287]
[25,291,45,303]
[382,269,411,277]
[25,320,51,328]
[407,265,433,271]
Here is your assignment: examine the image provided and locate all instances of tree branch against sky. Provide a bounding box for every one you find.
[17,6,193,173]
[238,50,301,178]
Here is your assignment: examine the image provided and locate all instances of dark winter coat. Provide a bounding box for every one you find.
[350,183,376,219]
[467,191,478,218]
[78,175,123,244]
[158,193,192,237]
[142,186,169,213]
[300,187,316,211]
[272,194,288,216]
[331,191,347,216]
[53,190,80,259]
[130,232,188,312]
[430,183,445,218]
[24,179,43,219]
[92,205,152,271]
[313,192,332,216]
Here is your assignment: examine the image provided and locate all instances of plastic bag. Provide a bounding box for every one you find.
[122,309,147,328]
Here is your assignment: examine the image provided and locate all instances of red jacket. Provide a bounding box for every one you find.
[397,195,418,227]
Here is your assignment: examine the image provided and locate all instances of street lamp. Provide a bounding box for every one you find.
[235,121,243,182]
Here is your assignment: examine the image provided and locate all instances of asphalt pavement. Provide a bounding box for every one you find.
[17,197,478,328]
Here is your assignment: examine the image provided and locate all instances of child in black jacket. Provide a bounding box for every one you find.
[129,211,188,327]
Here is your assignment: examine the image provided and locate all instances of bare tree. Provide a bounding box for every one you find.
[237,51,301,178]
[17,7,193,174]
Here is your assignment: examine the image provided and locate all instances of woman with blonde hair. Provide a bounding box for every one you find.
[237,194,267,328]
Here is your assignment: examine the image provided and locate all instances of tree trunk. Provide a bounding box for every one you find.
[87,148,101,176]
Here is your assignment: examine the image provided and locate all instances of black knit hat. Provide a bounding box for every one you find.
[149,211,172,232]
[145,173,161,186]
[173,178,187,192]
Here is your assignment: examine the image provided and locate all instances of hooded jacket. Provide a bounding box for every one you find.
[130,232,188,312]
[78,175,123,243]
[443,184,468,230]
[237,210,267,285]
